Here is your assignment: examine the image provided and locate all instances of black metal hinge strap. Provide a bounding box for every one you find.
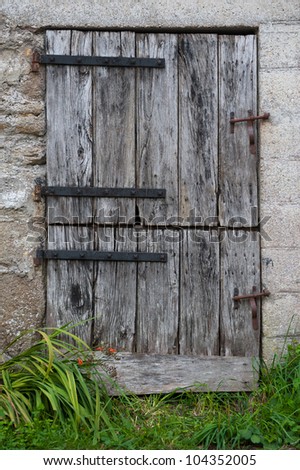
[33,53,165,68]
[35,249,167,263]
[40,187,166,198]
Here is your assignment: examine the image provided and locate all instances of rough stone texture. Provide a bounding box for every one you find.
[260,160,300,206]
[263,335,300,364]
[1,0,300,29]
[260,205,300,249]
[0,16,46,349]
[262,293,300,338]
[262,249,300,293]
[259,23,300,69]
[0,273,45,352]
[0,1,299,363]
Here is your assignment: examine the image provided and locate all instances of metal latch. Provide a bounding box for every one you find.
[230,110,270,155]
[232,286,270,330]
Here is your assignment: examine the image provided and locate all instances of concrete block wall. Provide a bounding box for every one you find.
[1,0,299,359]
[259,22,300,357]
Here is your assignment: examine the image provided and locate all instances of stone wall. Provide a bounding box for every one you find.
[0,0,299,359]
[0,17,46,349]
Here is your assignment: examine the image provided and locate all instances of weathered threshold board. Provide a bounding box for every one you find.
[95,353,259,394]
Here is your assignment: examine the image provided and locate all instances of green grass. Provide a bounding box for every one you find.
[0,328,299,450]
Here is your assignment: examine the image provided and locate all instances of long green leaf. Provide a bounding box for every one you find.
[35,330,55,376]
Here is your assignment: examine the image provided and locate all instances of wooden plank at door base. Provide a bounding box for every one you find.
[94,353,259,394]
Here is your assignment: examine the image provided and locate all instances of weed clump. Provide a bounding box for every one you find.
[0,330,299,450]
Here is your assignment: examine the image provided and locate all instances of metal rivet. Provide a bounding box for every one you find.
[107,253,112,259]
[133,254,138,259]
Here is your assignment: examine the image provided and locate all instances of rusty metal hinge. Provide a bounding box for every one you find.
[233,286,270,330]
[33,183,42,202]
[33,178,46,202]
[31,51,41,72]
[230,110,270,155]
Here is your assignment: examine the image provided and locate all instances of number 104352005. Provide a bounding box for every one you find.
[185,454,257,466]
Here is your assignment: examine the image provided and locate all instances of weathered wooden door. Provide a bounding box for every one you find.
[43,30,261,393]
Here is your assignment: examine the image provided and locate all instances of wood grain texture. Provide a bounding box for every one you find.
[93,32,136,225]
[96,353,259,394]
[46,225,94,343]
[220,229,260,356]
[136,33,178,225]
[179,34,218,225]
[136,228,180,354]
[45,31,260,393]
[219,35,258,227]
[180,230,220,355]
[46,30,93,225]
[93,227,137,351]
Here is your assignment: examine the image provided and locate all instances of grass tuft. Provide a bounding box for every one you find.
[0,329,299,450]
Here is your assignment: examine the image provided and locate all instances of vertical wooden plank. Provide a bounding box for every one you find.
[219,35,258,227]
[220,230,260,356]
[93,227,137,351]
[46,30,94,344]
[136,228,180,354]
[46,30,93,225]
[179,34,218,226]
[136,34,178,225]
[46,225,94,343]
[180,229,220,355]
[93,32,136,225]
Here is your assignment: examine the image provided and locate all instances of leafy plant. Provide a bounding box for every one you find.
[0,326,117,442]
